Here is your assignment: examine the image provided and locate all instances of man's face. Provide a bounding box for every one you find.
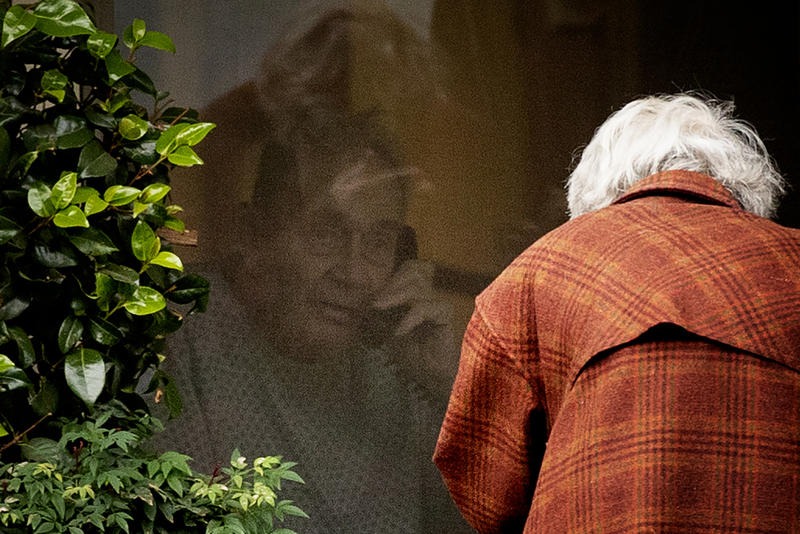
[276,159,406,357]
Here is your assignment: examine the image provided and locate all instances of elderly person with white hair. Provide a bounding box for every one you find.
[434,92,800,533]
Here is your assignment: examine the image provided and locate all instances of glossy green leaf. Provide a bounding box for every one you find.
[150,251,183,271]
[22,123,57,152]
[0,295,30,321]
[130,18,146,41]
[0,214,21,244]
[2,5,36,47]
[53,205,89,228]
[122,140,158,165]
[104,48,135,82]
[106,91,131,114]
[153,124,186,155]
[84,192,109,216]
[41,69,69,102]
[88,316,122,346]
[87,30,117,59]
[177,121,216,146]
[14,151,38,175]
[78,140,118,178]
[27,181,55,217]
[155,122,215,155]
[125,67,158,97]
[167,274,210,304]
[166,205,183,217]
[119,114,149,140]
[7,326,35,367]
[132,220,160,261]
[0,353,21,374]
[0,96,29,128]
[72,185,98,203]
[0,354,31,392]
[51,171,77,209]
[54,116,92,149]
[57,315,83,354]
[123,286,165,316]
[120,22,135,48]
[54,206,89,228]
[32,243,79,267]
[33,0,96,37]
[139,183,170,204]
[114,279,139,303]
[163,216,186,232]
[93,272,114,312]
[104,185,141,206]
[68,227,118,256]
[167,145,203,167]
[132,200,148,218]
[139,30,176,53]
[64,348,104,407]
[100,264,139,284]
[85,106,117,129]
[41,68,68,89]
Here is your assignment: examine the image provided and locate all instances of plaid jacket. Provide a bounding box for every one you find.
[434,170,800,533]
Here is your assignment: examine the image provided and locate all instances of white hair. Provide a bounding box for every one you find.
[566,93,786,219]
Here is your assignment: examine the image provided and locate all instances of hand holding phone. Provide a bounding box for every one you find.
[371,259,457,402]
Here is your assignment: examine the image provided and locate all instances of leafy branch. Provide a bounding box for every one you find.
[0,1,306,529]
[0,403,306,533]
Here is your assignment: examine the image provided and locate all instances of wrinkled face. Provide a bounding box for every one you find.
[272,159,405,358]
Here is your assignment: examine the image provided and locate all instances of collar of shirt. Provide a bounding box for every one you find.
[612,170,742,210]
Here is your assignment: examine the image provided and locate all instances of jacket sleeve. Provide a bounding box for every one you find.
[433,292,543,534]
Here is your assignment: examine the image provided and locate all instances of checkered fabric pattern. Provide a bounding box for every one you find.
[434,170,800,533]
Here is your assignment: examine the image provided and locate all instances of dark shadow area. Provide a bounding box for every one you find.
[639,1,800,228]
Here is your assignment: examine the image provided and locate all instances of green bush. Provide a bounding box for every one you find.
[0,402,306,533]
[0,0,306,531]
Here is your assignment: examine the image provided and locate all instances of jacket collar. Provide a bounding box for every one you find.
[613,170,742,209]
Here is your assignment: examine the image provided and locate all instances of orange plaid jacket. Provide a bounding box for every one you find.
[434,170,800,533]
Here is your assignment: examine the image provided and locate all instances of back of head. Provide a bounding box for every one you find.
[566,92,785,219]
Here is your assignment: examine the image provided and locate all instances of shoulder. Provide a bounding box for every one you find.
[479,210,611,301]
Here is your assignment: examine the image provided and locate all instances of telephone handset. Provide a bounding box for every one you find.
[363,224,418,346]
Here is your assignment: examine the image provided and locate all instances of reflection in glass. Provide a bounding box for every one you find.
[150,2,471,532]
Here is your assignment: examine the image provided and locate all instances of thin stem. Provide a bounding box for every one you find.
[0,412,53,455]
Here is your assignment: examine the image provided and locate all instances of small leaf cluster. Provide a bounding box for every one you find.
[0,0,213,451]
[0,402,307,533]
